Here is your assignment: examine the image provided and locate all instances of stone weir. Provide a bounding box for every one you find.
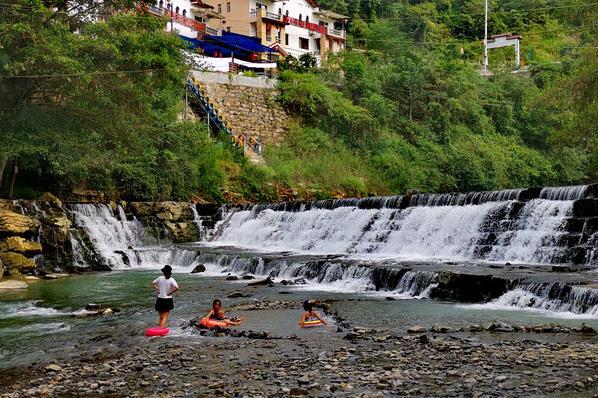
[227,184,598,265]
[0,198,224,279]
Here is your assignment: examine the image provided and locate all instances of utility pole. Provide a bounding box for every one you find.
[483,0,488,75]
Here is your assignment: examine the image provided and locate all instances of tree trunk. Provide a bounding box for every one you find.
[8,158,18,199]
[0,155,6,194]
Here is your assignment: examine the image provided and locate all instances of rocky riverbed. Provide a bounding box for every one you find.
[1,301,597,398]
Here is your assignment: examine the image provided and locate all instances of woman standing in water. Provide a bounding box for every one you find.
[151,265,179,328]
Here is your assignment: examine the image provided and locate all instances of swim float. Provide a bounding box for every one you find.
[300,319,325,328]
[199,317,229,329]
[145,327,170,337]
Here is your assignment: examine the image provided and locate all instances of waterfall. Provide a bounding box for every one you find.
[195,251,439,296]
[214,201,520,262]
[487,199,575,264]
[539,185,590,200]
[482,283,598,316]
[213,185,595,266]
[68,204,202,269]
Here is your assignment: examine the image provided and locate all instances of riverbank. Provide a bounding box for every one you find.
[1,308,597,397]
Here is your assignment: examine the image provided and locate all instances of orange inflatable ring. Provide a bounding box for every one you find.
[199,317,229,329]
[300,320,325,328]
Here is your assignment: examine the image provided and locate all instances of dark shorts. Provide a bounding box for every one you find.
[155,298,174,313]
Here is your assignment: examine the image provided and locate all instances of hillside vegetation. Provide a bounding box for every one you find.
[0,0,596,202]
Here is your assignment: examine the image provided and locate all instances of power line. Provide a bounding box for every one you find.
[0,68,170,79]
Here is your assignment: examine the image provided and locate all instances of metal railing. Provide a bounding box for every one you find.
[206,26,219,35]
[328,27,345,38]
[186,79,262,155]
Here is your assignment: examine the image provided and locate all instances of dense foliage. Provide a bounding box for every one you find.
[263,0,597,196]
[0,0,596,201]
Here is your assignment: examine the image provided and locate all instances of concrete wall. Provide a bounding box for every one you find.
[192,71,290,146]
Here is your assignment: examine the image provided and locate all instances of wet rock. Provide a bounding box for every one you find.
[44,273,70,280]
[248,277,274,286]
[226,275,239,281]
[228,291,252,298]
[191,264,206,274]
[407,326,427,333]
[0,252,36,273]
[241,275,255,280]
[0,279,28,290]
[431,324,453,333]
[469,324,483,332]
[578,323,597,334]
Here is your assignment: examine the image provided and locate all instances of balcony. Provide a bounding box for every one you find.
[171,13,206,32]
[250,9,287,25]
[206,26,219,35]
[327,27,346,39]
[283,16,327,34]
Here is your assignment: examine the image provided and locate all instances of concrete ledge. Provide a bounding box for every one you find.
[192,71,278,89]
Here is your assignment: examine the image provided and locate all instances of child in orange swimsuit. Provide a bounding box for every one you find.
[205,299,244,326]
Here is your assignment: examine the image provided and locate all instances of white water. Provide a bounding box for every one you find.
[69,204,202,269]
[214,199,577,264]
[465,284,598,319]
[488,199,574,263]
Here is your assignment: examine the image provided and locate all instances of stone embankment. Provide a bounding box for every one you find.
[0,197,222,286]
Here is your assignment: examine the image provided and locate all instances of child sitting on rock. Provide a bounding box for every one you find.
[205,299,244,326]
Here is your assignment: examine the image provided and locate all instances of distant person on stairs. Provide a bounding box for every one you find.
[152,265,179,328]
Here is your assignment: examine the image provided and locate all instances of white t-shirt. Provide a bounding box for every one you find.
[153,275,178,299]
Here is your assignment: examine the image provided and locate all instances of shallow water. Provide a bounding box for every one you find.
[1,270,597,369]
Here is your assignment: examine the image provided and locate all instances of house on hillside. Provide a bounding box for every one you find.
[200,0,348,61]
[147,0,224,39]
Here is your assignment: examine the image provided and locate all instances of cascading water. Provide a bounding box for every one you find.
[472,283,598,316]
[68,204,201,269]
[213,185,596,266]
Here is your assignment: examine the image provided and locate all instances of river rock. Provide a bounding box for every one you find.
[38,192,62,207]
[0,279,28,290]
[191,264,206,273]
[408,326,427,333]
[45,364,63,372]
[0,237,42,256]
[129,202,155,217]
[0,210,38,237]
[0,252,36,273]
[228,291,251,298]
[248,277,274,286]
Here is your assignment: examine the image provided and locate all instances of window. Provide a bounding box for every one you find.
[217,4,221,14]
[299,14,302,21]
[227,27,231,32]
[285,33,289,46]
[226,2,230,12]
[300,37,309,50]
[285,10,289,16]
[158,0,163,8]
[278,8,281,15]
[306,16,309,23]
[182,9,186,16]
[315,39,320,51]
[175,6,179,14]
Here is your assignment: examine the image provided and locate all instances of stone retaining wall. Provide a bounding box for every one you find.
[192,71,291,146]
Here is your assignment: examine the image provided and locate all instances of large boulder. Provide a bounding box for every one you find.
[38,192,63,207]
[0,252,36,273]
[0,211,38,237]
[156,202,192,222]
[129,202,156,218]
[0,237,42,256]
